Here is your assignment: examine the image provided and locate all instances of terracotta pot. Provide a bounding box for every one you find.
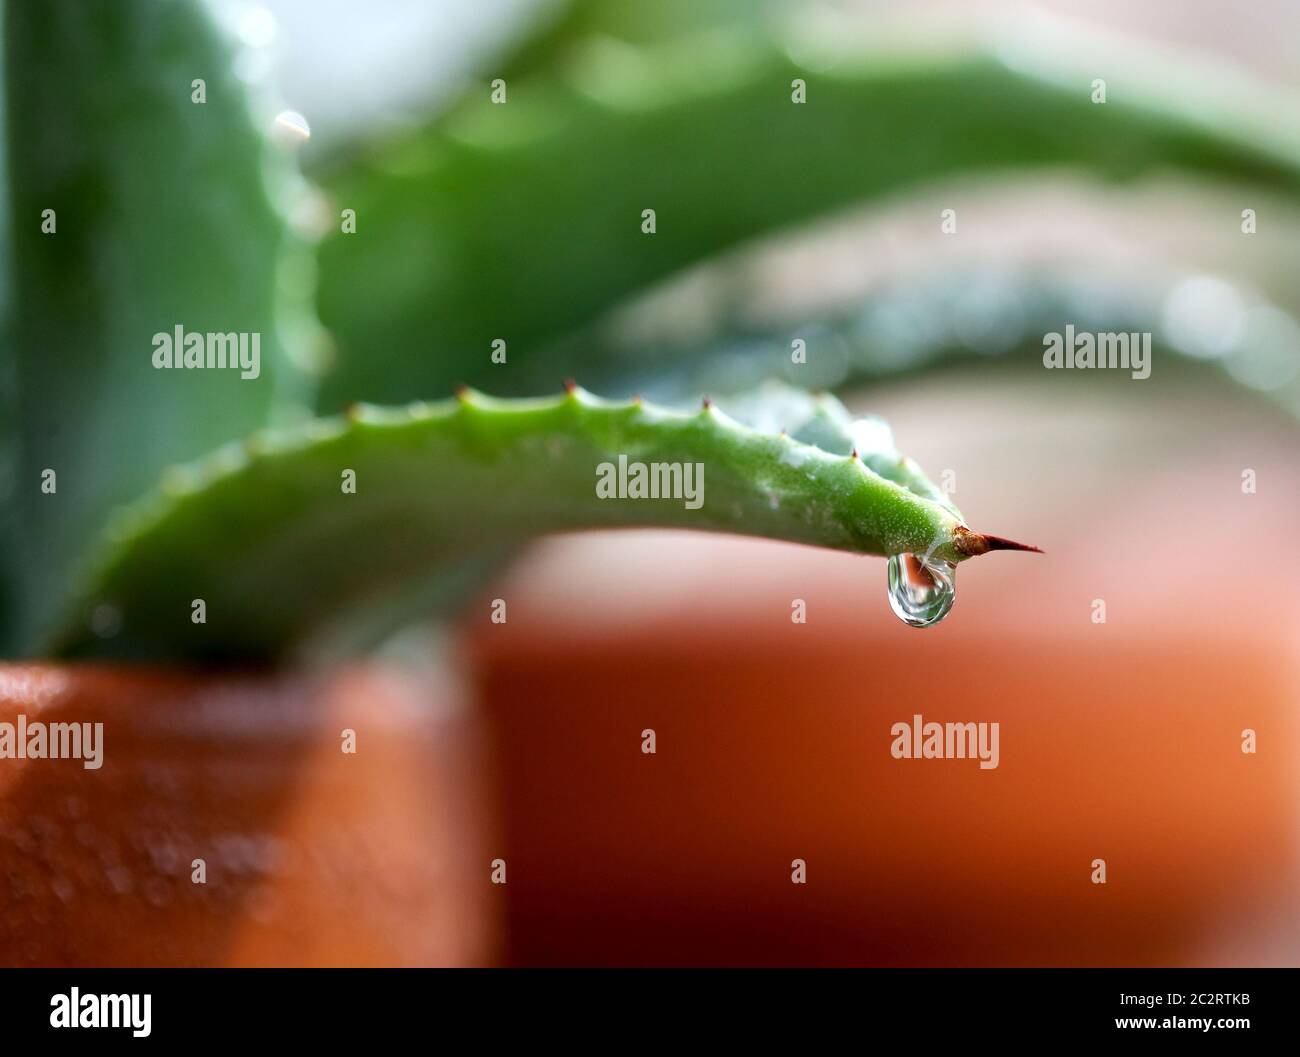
[7,373,1296,966]
[465,374,1300,966]
[0,659,499,966]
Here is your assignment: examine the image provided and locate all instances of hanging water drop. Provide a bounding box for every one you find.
[887,552,956,628]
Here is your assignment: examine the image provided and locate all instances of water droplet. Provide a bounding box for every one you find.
[105,866,134,896]
[271,109,311,145]
[887,553,956,628]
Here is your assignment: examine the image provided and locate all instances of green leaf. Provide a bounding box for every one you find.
[1,0,319,651]
[52,385,1022,662]
[312,17,1300,409]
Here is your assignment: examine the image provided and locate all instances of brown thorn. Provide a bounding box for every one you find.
[981,534,1044,554]
[563,378,577,394]
[701,395,713,410]
[953,525,1043,557]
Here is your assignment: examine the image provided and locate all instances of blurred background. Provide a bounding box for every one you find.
[2,0,1299,966]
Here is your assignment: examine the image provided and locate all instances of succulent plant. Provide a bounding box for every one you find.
[5,0,1296,663]
[53,381,1045,660]
[2,0,320,653]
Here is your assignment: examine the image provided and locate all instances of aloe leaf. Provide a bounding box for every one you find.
[592,259,1300,421]
[313,16,1300,409]
[719,382,959,511]
[52,385,1028,662]
[1,0,319,651]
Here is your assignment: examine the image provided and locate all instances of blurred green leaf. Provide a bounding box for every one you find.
[312,14,1300,410]
[2,0,318,650]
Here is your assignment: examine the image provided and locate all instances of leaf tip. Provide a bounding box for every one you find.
[953,525,1043,557]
